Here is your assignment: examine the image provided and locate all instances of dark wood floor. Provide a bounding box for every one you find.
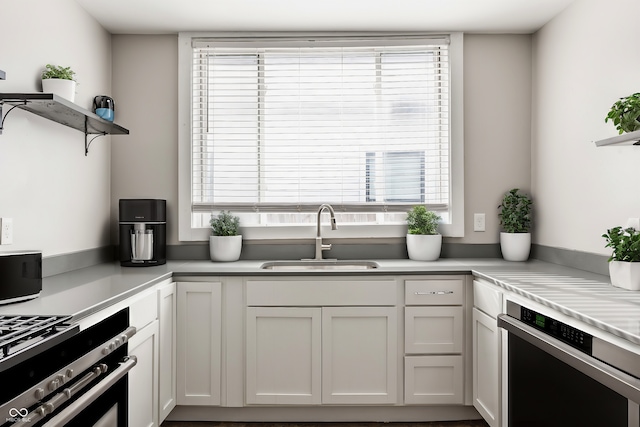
[161,422,490,427]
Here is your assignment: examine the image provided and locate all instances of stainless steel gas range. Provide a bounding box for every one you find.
[0,253,137,426]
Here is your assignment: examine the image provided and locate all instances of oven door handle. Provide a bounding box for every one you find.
[498,314,640,403]
[30,356,138,427]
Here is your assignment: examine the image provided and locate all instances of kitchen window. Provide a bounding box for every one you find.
[178,33,464,241]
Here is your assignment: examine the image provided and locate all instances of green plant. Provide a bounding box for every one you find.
[602,226,640,262]
[406,205,441,235]
[209,210,240,236]
[605,93,640,135]
[41,64,76,81]
[498,188,532,233]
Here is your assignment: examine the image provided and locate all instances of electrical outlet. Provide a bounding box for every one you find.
[474,213,485,232]
[1,218,13,245]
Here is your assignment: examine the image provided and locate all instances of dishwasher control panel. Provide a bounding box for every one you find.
[519,306,593,354]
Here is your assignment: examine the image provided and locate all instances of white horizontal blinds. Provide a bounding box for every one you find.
[191,36,450,217]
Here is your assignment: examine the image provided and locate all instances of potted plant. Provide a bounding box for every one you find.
[603,226,640,290]
[406,205,442,261]
[605,92,640,135]
[498,188,532,261]
[209,210,242,262]
[41,64,77,102]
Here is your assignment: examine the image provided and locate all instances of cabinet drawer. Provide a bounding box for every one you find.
[246,279,397,306]
[404,355,464,405]
[473,279,503,319]
[405,306,463,354]
[405,279,464,305]
[130,288,158,330]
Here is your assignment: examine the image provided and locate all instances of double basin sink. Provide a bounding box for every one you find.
[260,260,379,270]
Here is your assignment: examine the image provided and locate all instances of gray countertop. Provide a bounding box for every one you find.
[2,258,639,346]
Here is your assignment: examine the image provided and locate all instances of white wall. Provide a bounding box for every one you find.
[532,0,640,256]
[110,33,532,246]
[0,0,113,257]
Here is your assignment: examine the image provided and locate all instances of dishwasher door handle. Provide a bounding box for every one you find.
[498,314,640,403]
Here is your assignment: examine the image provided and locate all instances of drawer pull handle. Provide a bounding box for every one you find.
[415,291,454,295]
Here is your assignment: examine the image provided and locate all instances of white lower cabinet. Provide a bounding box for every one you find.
[403,277,466,405]
[158,281,176,422]
[129,318,159,427]
[472,279,503,427]
[245,277,398,406]
[322,306,397,404]
[404,355,464,404]
[246,307,322,404]
[176,281,222,405]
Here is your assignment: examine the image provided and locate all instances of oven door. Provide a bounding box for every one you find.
[40,356,136,427]
[498,313,640,427]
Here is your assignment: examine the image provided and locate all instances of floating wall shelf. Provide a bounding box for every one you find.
[593,130,640,147]
[0,93,129,155]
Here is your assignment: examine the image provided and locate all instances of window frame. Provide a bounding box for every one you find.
[178,32,464,242]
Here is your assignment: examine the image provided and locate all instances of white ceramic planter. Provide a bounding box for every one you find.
[500,232,531,262]
[406,233,442,261]
[209,235,242,262]
[42,78,76,102]
[609,261,640,291]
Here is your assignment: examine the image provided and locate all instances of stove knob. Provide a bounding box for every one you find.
[48,378,60,391]
[34,387,45,400]
[114,338,121,347]
[57,374,66,385]
[44,402,55,414]
[121,334,128,343]
[66,369,74,379]
[36,406,46,416]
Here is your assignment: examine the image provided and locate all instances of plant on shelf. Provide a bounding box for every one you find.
[41,64,77,102]
[208,210,242,262]
[405,205,442,261]
[603,225,640,291]
[498,188,532,261]
[41,64,76,81]
[605,92,640,135]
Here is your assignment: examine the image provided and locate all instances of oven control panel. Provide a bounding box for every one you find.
[520,306,593,354]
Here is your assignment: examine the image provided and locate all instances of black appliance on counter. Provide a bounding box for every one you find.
[119,199,166,267]
[0,309,137,426]
[0,252,42,304]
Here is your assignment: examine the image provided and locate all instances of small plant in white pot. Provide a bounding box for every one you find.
[41,64,77,103]
[406,205,442,261]
[498,188,532,262]
[603,226,640,291]
[209,210,242,262]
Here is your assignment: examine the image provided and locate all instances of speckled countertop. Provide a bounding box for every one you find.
[1,258,638,346]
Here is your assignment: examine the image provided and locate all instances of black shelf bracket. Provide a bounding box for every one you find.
[0,101,26,135]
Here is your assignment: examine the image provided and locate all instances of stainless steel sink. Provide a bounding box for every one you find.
[260,260,379,270]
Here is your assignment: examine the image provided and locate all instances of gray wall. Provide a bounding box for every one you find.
[0,0,113,257]
[110,33,533,247]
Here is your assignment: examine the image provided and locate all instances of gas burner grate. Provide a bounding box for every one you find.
[0,315,74,359]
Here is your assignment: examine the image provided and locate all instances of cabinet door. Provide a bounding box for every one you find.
[404,355,464,404]
[405,306,463,354]
[128,320,159,427]
[176,282,222,405]
[473,307,500,427]
[246,307,322,405]
[322,306,398,404]
[158,282,176,422]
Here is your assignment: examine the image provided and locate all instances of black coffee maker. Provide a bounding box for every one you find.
[119,199,166,267]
